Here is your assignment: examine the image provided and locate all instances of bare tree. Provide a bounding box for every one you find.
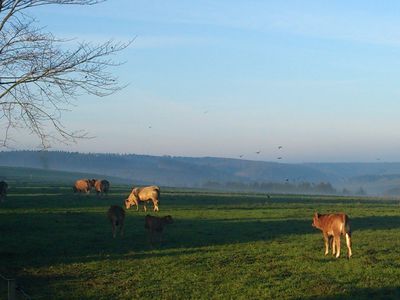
[0,0,131,148]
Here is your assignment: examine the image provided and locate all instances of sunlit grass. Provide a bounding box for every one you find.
[1,186,400,299]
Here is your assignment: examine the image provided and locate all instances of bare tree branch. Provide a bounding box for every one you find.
[0,0,130,148]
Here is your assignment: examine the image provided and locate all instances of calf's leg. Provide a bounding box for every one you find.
[345,233,352,258]
[335,235,341,258]
[323,233,329,256]
[330,236,336,256]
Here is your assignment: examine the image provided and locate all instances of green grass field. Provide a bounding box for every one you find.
[1,185,400,299]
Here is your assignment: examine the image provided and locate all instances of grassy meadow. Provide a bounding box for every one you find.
[1,184,400,299]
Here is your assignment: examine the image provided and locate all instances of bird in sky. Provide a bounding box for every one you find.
[277,157,282,160]
[278,146,283,149]
[239,155,244,158]
[255,151,261,154]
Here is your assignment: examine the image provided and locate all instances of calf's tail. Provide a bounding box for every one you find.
[343,214,351,236]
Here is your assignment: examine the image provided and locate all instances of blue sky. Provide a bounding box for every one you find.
[20,1,400,162]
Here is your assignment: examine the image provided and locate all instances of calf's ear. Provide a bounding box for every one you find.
[314,212,319,218]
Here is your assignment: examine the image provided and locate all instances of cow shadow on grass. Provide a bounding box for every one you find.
[162,193,400,207]
[0,211,312,270]
[351,215,400,231]
[1,211,400,270]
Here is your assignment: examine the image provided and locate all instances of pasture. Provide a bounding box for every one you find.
[1,184,400,299]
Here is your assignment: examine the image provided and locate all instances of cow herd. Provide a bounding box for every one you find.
[72,179,167,244]
[73,178,110,196]
[0,178,352,256]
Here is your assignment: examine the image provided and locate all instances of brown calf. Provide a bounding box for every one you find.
[107,205,125,238]
[312,212,352,258]
[144,214,173,244]
[73,179,94,194]
[95,179,110,197]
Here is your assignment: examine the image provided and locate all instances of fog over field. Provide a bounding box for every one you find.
[2,151,400,196]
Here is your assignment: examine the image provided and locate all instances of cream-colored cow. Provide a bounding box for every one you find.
[124,186,160,212]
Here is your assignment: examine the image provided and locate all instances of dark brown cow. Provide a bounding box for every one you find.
[0,181,8,202]
[107,205,125,238]
[144,214,173,244]
[312,212,352,258]
[73,179,94,194]
[94,179,110,196]
[124,186,160,212]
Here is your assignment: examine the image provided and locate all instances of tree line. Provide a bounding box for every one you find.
[202,180,367,196]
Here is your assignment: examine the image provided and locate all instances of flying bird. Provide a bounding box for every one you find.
[255,151,261,154]
[277,157,282,160]
[239,155,244,158]
[278,146,283,149]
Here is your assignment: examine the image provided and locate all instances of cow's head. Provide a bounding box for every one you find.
[124,198,133,209]
[312,212,320,228]
[125,191,139,210]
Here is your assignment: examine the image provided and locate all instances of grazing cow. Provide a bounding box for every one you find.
[124,186,160,212]
[144,214,173,244]
[0,181,8,202]
[94,179,110,197]
[312,212,352,259]
[107,205,125,238]
[73,179,94,194]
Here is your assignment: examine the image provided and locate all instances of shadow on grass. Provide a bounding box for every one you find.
[351,216,400,231]
[298,286,400,300]
[0,211,314,274]
[2,208,399,271]
[1,210,400,300]
[161,193,400,207]
[0,212,309,263]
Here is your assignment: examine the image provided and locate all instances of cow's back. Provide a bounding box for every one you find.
[138,186,160,201]
[75,179,90,192]
[319,213,349,235]
[145,215,163,232]
[108,205,125,221]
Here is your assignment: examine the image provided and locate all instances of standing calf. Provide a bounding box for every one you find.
[94,179,110,197]
[312,212,352,259]
[73,179,95,194]
[144,215,173,244]
[107,205,125,238]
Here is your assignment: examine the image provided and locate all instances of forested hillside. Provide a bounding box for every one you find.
[1,151,400,195]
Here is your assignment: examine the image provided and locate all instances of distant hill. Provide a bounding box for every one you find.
[0,165,133,186]
[1,150,400,195]
[0,151,329,186]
